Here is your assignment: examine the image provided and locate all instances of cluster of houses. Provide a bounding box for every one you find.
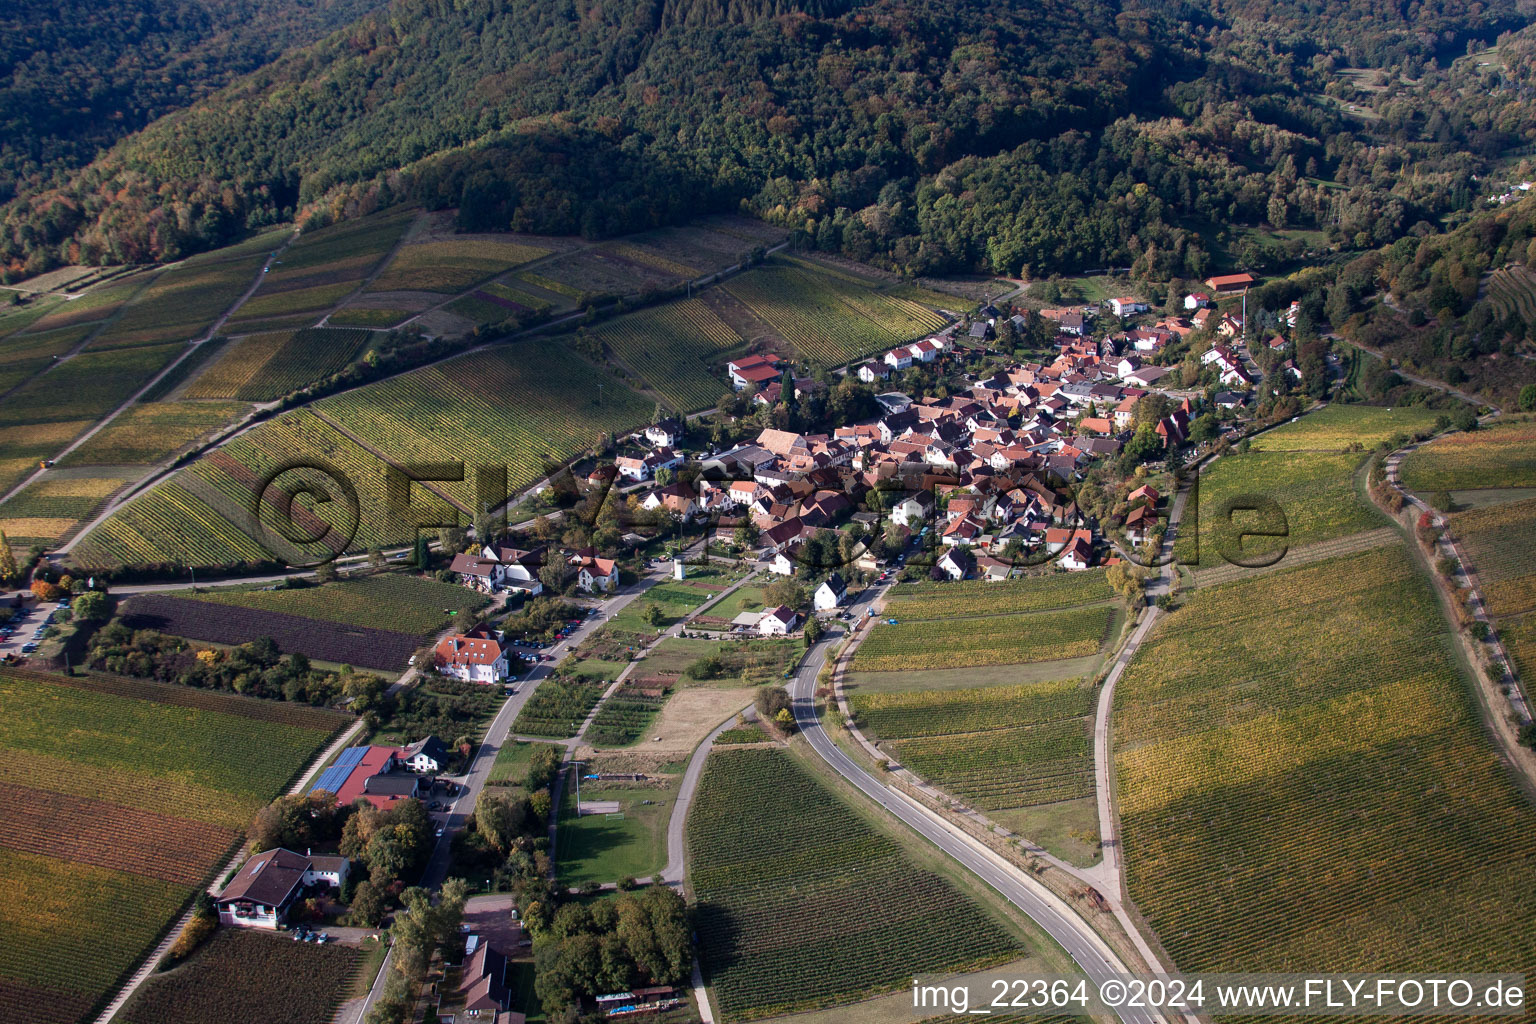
[448,542,619,597]
[613,332,1206,579]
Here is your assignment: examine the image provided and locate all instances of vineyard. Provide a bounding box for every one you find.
[58,401,247,466]
[890,719,1094,809]
[368,238,548,293]
[121,594,425,672]
[1450,497,1536,593]
[227,281,356,326]
[121,928,363,1024]
[1486,264,1536,323]
[185,328,369,400]
[88,253,269,350]
[586,687,671,746]
[587,298,744,411]
[326,306,411,328]
[1249,404,1442,452]
[73,409,458,571]
[851,605,1111,672]
[882,571,1113,619]
[1399,415,1536,491]
[512,678,608,737]
[0,343,184,494]
[0,324,91,394]
[189,573,486,634]
[723,260,949,366]
[687,747,1020,1020]
[1176,450,1383,568]
[1113,546,1536,979]
[315,343,650,500]
[0,470,136,549]
[852,679,1095,811]
[0,669,343,1023]
[850,678,1093,739]
[261,209,414,292]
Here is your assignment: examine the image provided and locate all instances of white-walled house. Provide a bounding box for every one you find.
[434,632,510,683]
[577,556,619,593]
[215,849,350,930]
[758,605,800,635]
[814,573,847,611]
[400,736,448,773]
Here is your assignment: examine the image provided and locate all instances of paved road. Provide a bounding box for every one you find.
[787,588,1159,1024]
[417,572,667,888]
[660,705,753,884]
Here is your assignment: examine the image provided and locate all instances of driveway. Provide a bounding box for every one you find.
[417,571,669,888]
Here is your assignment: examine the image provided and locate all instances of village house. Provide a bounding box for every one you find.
[644,419,682,448]
[758,605,799,635]
[400,735,449,773]
[814,573,847,611]
[215,849,350,930]
[976,553,1013,581]
[1184,292,1211,310]
[727,354,783,390]
[936,548,973,580]
[576,555,619,593]
[641,482,698,519]
[1109,297,1148,317]
[857,361,890,383]
[434,629,510,684]
[459,937,515,1021]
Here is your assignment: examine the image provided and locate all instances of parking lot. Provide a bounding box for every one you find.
[0,595,69,658]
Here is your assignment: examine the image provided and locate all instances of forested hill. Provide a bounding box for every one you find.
[0,0,386,205]
[1,0,1532,282]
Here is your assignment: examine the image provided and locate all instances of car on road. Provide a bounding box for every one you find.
[435,827,445,838]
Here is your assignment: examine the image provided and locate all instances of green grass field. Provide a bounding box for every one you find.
[1114,545,1536,979]
[555,780,675,886]
[688,747,1023,1020]
[0,670,345,1023]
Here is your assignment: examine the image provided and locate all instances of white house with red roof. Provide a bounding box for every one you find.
[1108,297,1148,317]
[758,605,799,635]
[727,354,783,390]
[435,630,510,683]
[576,555,619,593]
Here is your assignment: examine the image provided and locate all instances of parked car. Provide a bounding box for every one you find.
[20,643,36,653]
